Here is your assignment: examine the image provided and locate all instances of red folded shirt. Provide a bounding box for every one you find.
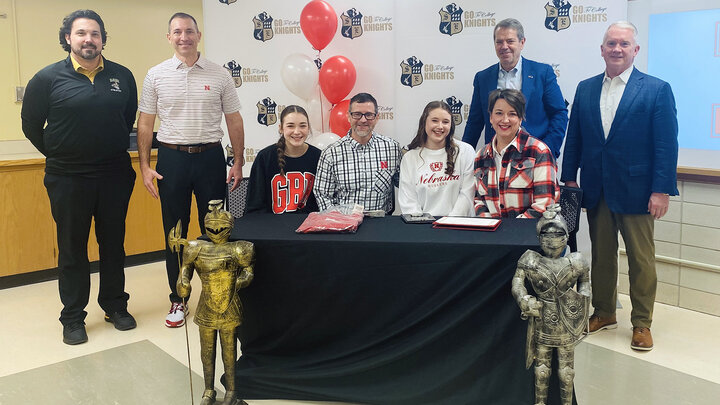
[296,211,365,233]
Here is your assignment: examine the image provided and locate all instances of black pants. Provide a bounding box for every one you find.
[157,144,226,303]
[44,168,135,326]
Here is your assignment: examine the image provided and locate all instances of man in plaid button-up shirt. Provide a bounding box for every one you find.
[474,129,558,218]
[314,93,401,213]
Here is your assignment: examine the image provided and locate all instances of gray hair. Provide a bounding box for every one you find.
[603,21,638,43]
[494,18,525,41]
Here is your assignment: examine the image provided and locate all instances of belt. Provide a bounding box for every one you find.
[158,141,221,154]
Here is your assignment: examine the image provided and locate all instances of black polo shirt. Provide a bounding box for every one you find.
[21,55,138,177]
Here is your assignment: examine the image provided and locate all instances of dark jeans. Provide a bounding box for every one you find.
[157,144,226,303]
[44,168,135,326]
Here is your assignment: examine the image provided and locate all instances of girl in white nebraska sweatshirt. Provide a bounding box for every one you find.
[399,101,476,217]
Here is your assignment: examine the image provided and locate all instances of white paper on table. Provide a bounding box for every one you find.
[434,217,501,228]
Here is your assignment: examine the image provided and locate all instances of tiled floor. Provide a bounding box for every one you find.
[0,340,206,404]
[1,261,719,405]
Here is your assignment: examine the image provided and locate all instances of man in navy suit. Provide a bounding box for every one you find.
[561,21,679,351]
[462,18,568,157]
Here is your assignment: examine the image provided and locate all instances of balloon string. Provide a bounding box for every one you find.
[319,86,325,133]
[317,49,324,133]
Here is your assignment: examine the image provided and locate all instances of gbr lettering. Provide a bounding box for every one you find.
[271,171,316,214]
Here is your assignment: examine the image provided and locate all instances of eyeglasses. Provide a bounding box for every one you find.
[349,111,377,120]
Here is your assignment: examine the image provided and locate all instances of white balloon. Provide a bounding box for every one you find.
[281,53,319,101]
[308,132,341,150]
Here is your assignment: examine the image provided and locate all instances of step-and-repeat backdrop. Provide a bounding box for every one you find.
[201,0,627,168]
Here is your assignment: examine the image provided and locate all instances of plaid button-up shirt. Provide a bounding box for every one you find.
[474,129,559,218]
[314,133,401,212]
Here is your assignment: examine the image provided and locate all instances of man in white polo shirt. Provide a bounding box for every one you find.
[137,12,246,328]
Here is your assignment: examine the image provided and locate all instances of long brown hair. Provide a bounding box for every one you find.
[407,101,457,175]
[276,105,311,176]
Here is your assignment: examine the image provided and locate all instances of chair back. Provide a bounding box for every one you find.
[386,186,396,215]
[226,178,250,218]
[559,185,583,234]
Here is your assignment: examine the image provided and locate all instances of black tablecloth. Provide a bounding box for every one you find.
[228,214,573,404]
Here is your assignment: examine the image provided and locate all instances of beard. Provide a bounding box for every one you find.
[352,125,373,138]
[72,44,101,60]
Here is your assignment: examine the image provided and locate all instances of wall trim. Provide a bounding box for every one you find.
[620,248,720,273]
[0,251,164,290]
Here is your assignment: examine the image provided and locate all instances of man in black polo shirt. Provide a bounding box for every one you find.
[21,10,138,345]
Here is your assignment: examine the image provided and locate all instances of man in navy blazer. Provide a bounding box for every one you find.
[462,18,568,157]
[561,21,679,351]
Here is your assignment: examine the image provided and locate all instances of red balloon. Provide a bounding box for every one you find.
[299,0,338,51]
[329,100,351,137]
[319,56,357,105]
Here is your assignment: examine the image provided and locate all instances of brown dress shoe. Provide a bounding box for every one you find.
[587,313,618,334]
[631,327,654,351]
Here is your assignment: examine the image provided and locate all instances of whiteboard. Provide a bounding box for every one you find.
[629,0,720,170]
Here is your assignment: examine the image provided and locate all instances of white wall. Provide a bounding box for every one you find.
[617,182,720,316]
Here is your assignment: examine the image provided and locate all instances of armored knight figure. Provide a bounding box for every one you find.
[511,204,590,405]
[168,200,255,405]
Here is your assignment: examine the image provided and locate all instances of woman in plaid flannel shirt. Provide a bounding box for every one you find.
[473,89,559,218]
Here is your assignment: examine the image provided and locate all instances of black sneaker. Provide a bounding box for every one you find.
[63,322,88,345]
[104,310,137,331]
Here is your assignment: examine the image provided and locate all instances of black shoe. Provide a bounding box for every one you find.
[63,322,88,345]
[104,310,137,331]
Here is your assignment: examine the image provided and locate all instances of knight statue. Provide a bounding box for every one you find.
[511,204,590,405]
[168,200,255,405]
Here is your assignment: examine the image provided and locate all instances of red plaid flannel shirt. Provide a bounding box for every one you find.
[473,130,559,218]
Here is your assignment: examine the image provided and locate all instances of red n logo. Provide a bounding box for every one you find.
[380,161,388,169]
[204,85,210,90]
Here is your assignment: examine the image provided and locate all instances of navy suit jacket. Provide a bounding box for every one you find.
[560,68,679,214]
[461,57,568,157]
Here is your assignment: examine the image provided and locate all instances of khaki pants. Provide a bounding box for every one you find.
[587,196,656,328]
